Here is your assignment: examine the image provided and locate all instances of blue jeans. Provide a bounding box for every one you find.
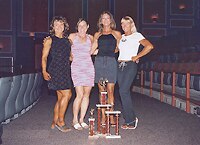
[117,61,137,125]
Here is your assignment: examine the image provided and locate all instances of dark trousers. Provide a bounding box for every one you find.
[117,61,137,125]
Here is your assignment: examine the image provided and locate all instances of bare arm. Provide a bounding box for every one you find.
[68,33,75,43]
[68,33,76,61]
[41,37,52,81]
[112,30,122,53]
[88,34,94,44]
[43,36,50,45]
[131,39,154,62]
[90,32,100,55]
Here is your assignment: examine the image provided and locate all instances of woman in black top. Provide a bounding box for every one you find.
[91,11,121,125]
[42,16,72,132]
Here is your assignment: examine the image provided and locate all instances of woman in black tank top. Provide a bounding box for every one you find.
[91,11,121,125]
[97,34,116,57]
[42,16,72,133]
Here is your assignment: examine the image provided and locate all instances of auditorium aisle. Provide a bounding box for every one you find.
[2,85,200,145]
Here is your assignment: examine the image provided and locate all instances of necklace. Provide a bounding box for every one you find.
[121,36,127,42]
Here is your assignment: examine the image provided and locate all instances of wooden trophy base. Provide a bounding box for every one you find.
[106,135,121,139]
[88,134,99,139]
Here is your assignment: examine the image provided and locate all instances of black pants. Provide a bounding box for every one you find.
[117,61,137,125]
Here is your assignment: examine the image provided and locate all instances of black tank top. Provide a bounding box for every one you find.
[97,34,117,57]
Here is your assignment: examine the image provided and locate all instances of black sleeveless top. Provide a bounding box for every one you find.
[47,36,72,90]
[97,34,117,57]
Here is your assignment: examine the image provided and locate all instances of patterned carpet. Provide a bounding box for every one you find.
[2,85,200,145]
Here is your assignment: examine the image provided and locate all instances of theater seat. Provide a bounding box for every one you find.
[35,73,43,99]
[4,75,22,121]
[32,72,43,102]
[23,73,35,109]
[15,74,29,114]
[0,77,12,123]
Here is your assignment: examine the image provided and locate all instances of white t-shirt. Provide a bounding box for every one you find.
[118,32,145,61]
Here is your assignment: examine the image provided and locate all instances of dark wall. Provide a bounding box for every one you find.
[15,37,35,69]
[0,0,200,71]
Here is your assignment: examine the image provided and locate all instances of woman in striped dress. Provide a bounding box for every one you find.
[69,19,94,130]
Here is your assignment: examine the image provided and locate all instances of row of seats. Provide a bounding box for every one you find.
[140,52,200,74]
[0,72,43,144]
[135,63,200,115]
[143,52,200,65]
[158,52,200,63]
[143,71,200,101]
[135,28,200,116]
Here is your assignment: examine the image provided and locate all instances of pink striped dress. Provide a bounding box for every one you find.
[71,34,95,87]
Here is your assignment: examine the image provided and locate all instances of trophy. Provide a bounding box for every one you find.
[89,109,95,137]
[99,78,108,105]
[105,111,121,138]
[96,104,112,134]
[88,78,121,139]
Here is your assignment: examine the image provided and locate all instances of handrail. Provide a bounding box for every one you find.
[139,62,200,113]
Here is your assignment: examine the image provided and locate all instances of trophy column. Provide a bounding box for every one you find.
[89,118,95,136]
[105,111,121,139]
[88,109,99,139]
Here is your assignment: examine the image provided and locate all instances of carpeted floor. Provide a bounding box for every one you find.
[2,85,200,145]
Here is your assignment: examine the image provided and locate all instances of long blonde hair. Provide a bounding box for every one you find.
[97,11,116,32]
[121,16,137,33]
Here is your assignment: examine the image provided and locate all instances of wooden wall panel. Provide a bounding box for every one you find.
[142,0,166,24]
[142,28,166,37]
[88,0,109,34]
[23,0,48,33]
[0,57,13,72]
[54,0,82,33]
[170,0,194,15]
[0,0,12,31]
[170,19,194,28]
[0,36,12,53]
[115,0,138,32]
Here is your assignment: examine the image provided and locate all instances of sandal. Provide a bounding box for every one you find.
[121,118,139,130]
[121,124,135,129]
[55,124,71,132]
[121,124,128,129]
[80,122,89,129]
[73,123,83,130]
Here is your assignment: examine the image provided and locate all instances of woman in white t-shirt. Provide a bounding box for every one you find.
[117,16,153,129]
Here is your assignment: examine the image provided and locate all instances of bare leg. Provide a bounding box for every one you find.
[107,83,115,124]
[57,89,72,127]
[79,86,92,123]
[51,91,62,129]
[73,86,84,125]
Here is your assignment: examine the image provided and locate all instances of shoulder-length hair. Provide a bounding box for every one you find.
[75,18,89,32]
[97,11,116,32]
[121,16,137,33]
[49,16,69,37]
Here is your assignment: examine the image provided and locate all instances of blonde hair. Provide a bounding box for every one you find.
[121,16,137,33]
[97,11,116,32]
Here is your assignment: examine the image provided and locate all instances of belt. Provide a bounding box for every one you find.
[118,62,127,71]
[118,60,132,62]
